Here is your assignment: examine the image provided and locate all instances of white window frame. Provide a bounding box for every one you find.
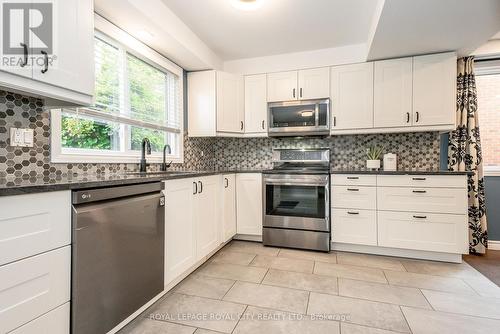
[475,58,500,176]
[51,14,184,164]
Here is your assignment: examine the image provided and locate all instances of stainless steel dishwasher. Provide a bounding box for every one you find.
[71,182,165,334]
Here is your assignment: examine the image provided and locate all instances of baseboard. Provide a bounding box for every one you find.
[331,242,463,263]
[234,234,263,242]
[489,240,500,250]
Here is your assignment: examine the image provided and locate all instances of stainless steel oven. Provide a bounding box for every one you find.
[262,148,331,251]
[268,98,330,136]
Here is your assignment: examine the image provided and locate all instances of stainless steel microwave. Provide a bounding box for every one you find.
[267,98,330,137]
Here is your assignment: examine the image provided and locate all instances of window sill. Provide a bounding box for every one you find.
[51,151,184,165]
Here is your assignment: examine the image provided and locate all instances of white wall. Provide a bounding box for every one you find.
[223,43,368,75]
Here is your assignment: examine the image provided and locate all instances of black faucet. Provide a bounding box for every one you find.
[139,138,152,173]
[160,144,172,171]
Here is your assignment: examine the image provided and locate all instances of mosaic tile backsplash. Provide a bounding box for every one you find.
[0,89,441,179]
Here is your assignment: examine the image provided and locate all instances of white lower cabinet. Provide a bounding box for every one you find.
[331,174,469,257]
[195,175,220,261]
[236,173,263,236]
[164,175,221,285]
[164,178,197,285]
[10,303,69,334]
[0,246,71,333]
[377,211,468,254]
[332,209,377,246]
[0,191,71,266]
[222,174,237,242]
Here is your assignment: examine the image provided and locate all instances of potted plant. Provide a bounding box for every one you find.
[365,146,384,169]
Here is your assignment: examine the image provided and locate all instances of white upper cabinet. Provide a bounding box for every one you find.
[0,0,94,106]
[412,52,456,127]
[32,0,94,98]
[217,71,244,133]
[244,74,268,134]
[188,70,244,136]
[298,67,330,100]
[267,68,329,102]
[267,71,298,102]
[331,62,373,131]
[374,57,413,128]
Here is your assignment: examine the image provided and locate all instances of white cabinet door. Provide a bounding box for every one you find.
[332,209,377,246]
[188,70,217,136]
[32,0,94,96]
[298,67,330,100]
[0,191,71,266]
[0,247,70,334]
[164,178,196,285]
[217,71,244,133]
[412,53,456,127]
[378,211,468,254]
[244,74,268,134]
[195,175,220,260]
[374,58,413,128]
[222,174,237,242]
[331,62,374,131]
[236,173,263,235]
[10,302,69,334]
[267,71,298,102]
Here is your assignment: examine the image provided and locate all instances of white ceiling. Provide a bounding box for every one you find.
[161,0,379,60]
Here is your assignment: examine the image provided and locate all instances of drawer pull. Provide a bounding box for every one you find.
[347,188,359,192]
[412,177,427,181]
[347,211,360,215]
[346,177,359,180]
[413,215,427,219]
[412,190,427,193]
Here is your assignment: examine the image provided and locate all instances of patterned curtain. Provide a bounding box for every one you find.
[448,56,488,254]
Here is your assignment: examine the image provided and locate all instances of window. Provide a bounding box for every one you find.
[476,59,500,176]
[51,28,183,164]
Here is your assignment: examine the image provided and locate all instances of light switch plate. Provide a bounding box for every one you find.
[9,128,34,147]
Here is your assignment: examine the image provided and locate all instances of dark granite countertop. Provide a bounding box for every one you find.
[330,169,473,175]
[0,169,264,196]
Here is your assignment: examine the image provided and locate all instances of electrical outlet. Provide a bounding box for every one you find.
[9,128,34,147]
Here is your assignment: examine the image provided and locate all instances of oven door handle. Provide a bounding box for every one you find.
[264,180,328,187]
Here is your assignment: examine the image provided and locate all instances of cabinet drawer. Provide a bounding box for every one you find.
[331,174,376,186]
[0,246,71,333]
[377,187,466,214]
[377,175,466,188]
[0,191,71,266]
[10,302,69,334]
[377,211,468,253]
[332,209,377,246]
[332,186,376,210]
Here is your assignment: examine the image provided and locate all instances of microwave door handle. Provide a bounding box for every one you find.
[315,103,319,126]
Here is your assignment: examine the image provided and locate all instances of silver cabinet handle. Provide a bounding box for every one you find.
[333,116,336,127]
[406,112,410,123]
[347,188,359,191]
[198,181,203,193]
[299,87,303,98]
[347,211,359,215]
[415,111,420,123]
[193,182,197,195]
[413,215,427,219]
[347,176,359,180]
[41,51,48,73]
[292,88,296,98]
[412,177,426,181]
[262,120,265,129]
[224,177,229,188]
[20,42,28,67]
[412,190,427,194]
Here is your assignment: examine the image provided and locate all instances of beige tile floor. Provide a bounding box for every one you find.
[120,241,500,334]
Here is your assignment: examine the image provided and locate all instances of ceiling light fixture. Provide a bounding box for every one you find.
[231,0,263,11]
